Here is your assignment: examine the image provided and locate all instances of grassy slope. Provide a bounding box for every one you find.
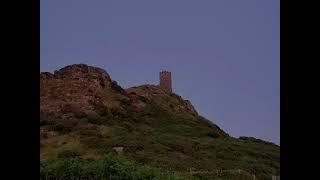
[40,85,279,179]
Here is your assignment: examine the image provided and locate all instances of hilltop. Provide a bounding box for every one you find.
[40,64,280,179]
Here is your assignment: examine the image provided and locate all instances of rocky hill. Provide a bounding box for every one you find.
[40,64,280,179]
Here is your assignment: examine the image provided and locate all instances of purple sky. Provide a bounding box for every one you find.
[41,0,279,144]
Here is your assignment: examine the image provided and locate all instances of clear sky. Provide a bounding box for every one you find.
[41,0,280,144]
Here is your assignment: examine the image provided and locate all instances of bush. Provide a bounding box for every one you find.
[79,126,105,149]
[40,120,49,126]
[138,95,148,103]
[119,98,131,106]
[91,101,112,117]
[60,104,73,114]
[74,111,86,119]
[40,112,49,121]
[40,113,55,126]
[49,123,72,134]
[110,81,126,94]
[207,131,220,138]
[86,112,107,125]
[87,117,106,125]
[40,154,184,180]
[110,108,127,120]
[239,136,276,146]
[86,111,100,120]
[80,136,103,149]
[122,121,135,132]
[57,150,81,159]
[79,126,101,137]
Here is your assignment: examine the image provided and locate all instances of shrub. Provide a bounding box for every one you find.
[40,113,55,126]
[110,81,126,94]
[86,111,100,120]
[122,121,135,132]
[40,112,49,121]
[119,98,131,106]
[57,150,81,159]
[40,154,184,180]
[40,120,49,126]
[87,117,106,125]
[79,126,101,137]
[49,123,72,134]
[60,104,73,114]
[138,95,148,103]
[86,112,107,125]
[80,136,103,149]
[207,131,220,138]
[239,136,276,146]
[91,101,112,117]
[110,108,127,120]
[74,111,86,119]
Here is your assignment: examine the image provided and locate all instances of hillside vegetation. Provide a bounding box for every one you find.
[40,64,280,179]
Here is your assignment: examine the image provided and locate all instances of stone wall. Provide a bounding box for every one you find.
[159,71,172,93]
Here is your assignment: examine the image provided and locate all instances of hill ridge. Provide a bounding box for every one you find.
[40,64,280,179]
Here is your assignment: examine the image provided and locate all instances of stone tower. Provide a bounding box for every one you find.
[159,71,172,93]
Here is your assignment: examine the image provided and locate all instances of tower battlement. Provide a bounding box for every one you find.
[159,71,172,93]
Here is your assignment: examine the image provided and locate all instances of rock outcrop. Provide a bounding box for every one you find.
[40,64,126,118]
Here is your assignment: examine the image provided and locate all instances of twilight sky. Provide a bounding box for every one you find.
[41,0,280,144]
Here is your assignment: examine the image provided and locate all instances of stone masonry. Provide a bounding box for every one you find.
[159,71,172,93]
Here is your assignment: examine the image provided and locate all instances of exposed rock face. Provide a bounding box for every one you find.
[40,64,197,119]
[184,100,197,113]
[127,85,198,115]
[42,64,113,88]
[40,64,126,118]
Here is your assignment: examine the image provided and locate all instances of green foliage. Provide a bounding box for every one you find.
[85,111,109,125]
[40,154,184,180]
[90,100,111,117]
[239,136,276,146]
[122,121,135,132]
[40,120,50,126]
[119,98,131,106]
[110,107,127,120]
[87,117,105,125]
[86,112,100,121]
[40,113,75,134]
[40,86,279,179]
[207,131,220,138]
[110,80,126,94]
[40,112,55,126]
[78,125,111,149]
[60,104,74,114]
[49,123,72,134]
[138,95,148,103]
[74,111,87,119]
[57,150,81,159]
